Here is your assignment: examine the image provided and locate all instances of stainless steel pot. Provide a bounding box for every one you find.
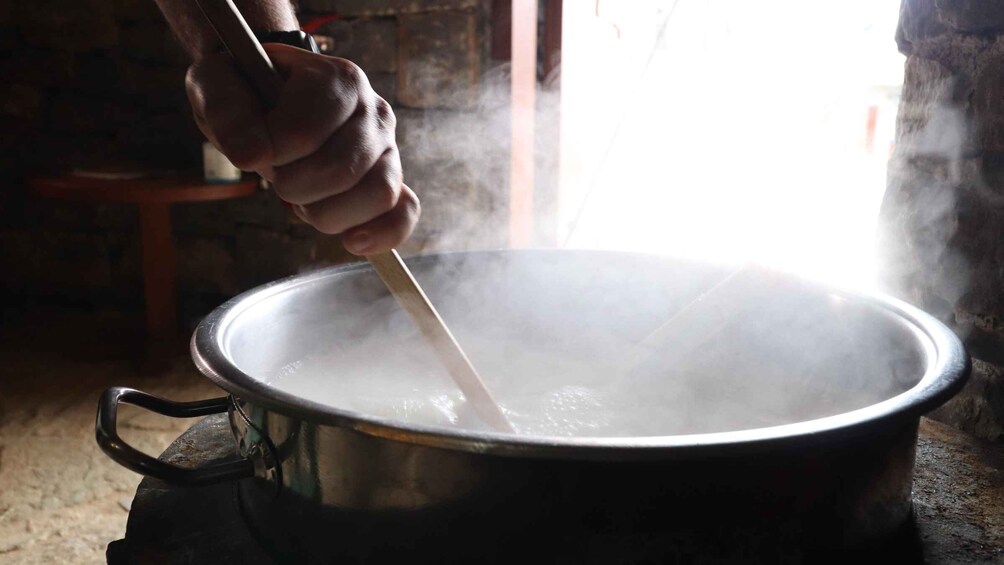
[97,250,969,562]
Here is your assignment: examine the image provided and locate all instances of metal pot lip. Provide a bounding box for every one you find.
[191,249,971,460]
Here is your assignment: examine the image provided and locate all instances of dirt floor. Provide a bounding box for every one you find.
[0,305,221,564]
[1,304,1003,564]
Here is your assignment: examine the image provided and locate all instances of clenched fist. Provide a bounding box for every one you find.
[185,44,420,255]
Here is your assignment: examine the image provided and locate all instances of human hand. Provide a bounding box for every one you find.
[185,44,419,255]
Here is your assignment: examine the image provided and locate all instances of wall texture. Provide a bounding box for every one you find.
[0,0,509,308]
[884,0,1004,441]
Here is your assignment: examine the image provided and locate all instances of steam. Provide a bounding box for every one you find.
[232,253,928,437]
[394,61,561,252]
[241,5,969,437]
[879,56,970,328]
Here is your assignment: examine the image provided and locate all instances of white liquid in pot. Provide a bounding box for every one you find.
[264,332,881,437]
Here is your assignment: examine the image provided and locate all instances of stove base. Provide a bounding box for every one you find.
[107,415,1003,564]
[107,415,272,565]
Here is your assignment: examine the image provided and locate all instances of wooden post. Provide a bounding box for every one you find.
[510,0,538,247]
[139,203,177,341]
[537,0,562,246]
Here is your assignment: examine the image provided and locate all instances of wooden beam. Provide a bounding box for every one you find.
[543,0,562,86]
[509,0,537,247]
[491,0,512,61]
[536,0,562,246]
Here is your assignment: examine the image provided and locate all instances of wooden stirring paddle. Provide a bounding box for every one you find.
[194,0,514,433]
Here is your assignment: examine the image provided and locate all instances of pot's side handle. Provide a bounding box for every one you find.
[96,387,254,486]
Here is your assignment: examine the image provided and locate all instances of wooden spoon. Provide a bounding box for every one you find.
[194,0,514,433]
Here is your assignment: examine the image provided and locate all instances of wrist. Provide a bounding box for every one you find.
[255,30,320,54]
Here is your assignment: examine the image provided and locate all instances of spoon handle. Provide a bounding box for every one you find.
[369,250,514,432]
[194,0,515,433]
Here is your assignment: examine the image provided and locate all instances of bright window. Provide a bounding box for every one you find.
[558,1,904,289]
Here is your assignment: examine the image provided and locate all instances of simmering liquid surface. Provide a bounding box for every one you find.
[236,256,923,438]
[264,333,881,437]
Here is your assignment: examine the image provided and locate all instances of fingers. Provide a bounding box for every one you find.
[271,103,393,205]
[264,44,371,167]
[185,52,272,172]
[186,45,421,252]
[343,184,421,256]
[295,149,403,234]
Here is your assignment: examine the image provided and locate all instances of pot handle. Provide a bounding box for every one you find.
[96,386,254,486]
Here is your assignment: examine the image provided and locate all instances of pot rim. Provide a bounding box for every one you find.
[191,249,970,459]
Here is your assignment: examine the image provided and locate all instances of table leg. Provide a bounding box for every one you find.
[139,203,177,342]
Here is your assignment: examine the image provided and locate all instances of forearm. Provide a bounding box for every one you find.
[155,0,299,59]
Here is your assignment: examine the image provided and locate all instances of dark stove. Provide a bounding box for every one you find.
[105,415,1003,564]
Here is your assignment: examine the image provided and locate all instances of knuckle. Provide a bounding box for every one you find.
[184,65,199,92]
[282,128,317,155]
[386,216,412,245]
[217,133,268,170]
[299,205,335,234]
[223,149,259,171]
[313,215,342,235]
[342,61,366,88]
[380,150,403,182]
[184,69,205,112]
[403,188,421,219]
[271,177,308,205]
[372,179,400,213]
[184,55,227,103]
[375,97,396,129]
[344,145,371,180]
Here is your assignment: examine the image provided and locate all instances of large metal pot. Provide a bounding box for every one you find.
[97,250,969,562]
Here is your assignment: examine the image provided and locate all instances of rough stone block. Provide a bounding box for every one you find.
[0,0,14,52]
[207,189,289,231]
[175,236,240,295]
[946,163,1004,312]
[114,113,202,168]
[972,54,1004,152]
[400,154,507,251]
[369,72,398,104]
[75,55,125,95]
[897,0,948,54]
[397,11,480,109]
[114,0,165,23]
[172,201,236,238]
[119,61,189,109]
[0,230,112,291]
[110,234,142,285]
[313,235,356,266]
[16,132,122,174]
[396,107,508,164]
[0,118,28,176]
[935,0,1004,32]
[928,357,1004,441]
[880,156,979,312]
[16,200,137,234]
[299,0,478,16]
[1,84,45,121]
[16,0,118,52]
[395,106,508,249]
[234,226,319,288]
[319,18,397,73]
[895,56,972,160]
[0,26,15,52]
[172,190,288,239]
[0,50,76,89]
[119,22,188,65]
[48,93,134,134]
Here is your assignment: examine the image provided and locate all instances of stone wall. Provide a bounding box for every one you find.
[883,0,1004,441]
[0,0,509,309]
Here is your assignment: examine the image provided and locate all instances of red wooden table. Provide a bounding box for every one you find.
[28,175,258,343]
